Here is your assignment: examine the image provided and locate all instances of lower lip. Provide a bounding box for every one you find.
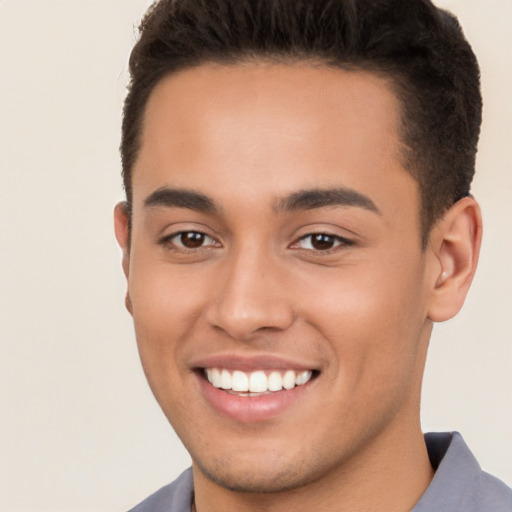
[196,372,314,423]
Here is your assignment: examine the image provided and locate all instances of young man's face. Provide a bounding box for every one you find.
[116,63,440,492]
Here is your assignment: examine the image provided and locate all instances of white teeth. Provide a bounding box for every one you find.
[231,370,249,392]
[267,371,283,392]
[295,370,312,386]
[220,369,232,389]
[249,371,267,392]
[211,368,222,388]
[283,370,296,390]
[204,368,314,393]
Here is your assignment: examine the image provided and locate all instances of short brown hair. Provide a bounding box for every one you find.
[121,0,482,243]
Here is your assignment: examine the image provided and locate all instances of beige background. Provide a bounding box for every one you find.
[0,0,510,510]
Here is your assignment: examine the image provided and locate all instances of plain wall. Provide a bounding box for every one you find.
[0,0,510,510]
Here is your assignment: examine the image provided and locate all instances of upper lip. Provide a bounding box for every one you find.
[190,354,319,372]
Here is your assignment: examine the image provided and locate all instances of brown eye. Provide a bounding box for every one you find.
[295,233,350,251]
[310,234,336,250]
[164,231,218,250]
[179,232,206,248]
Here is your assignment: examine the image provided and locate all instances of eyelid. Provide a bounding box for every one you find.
[159,229,222,250]
[290,232,354,252]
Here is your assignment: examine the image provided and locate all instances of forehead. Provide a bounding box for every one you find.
[132,62,415,218]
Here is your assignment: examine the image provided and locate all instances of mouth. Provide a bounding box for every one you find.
[202,367,317,396]
[192,356,321,422]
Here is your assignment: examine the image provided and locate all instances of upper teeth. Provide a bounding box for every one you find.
[205,368,313,393]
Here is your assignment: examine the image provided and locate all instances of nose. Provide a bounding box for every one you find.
[205,246,295,341]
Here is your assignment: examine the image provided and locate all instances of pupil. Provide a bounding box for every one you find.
[181,232,204,248]
[312,234,334,250]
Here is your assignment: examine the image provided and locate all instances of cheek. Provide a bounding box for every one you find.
[294,256,427,379]
[127,257,206,388]
[128,266,201,420]
[129,257,203,331]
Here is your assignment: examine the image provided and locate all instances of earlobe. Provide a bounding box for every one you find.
[427,197,482,322]
[125,292,133,315]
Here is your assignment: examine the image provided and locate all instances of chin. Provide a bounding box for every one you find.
[197,463,306,494]
[193,448,330,494]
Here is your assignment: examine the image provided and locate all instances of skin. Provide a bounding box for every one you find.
[115,63,481,512]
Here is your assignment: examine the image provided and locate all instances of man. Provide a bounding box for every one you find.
[114,0,512,510]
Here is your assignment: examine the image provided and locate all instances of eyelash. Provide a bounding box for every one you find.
[160,231,219,251]
[159,230,353,253]
[293,233,354,253]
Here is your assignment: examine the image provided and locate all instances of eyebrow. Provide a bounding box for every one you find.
[143,185,380,216]
[144,187,219,213]
[274,187,380,214]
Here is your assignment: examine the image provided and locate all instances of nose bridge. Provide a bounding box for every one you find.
[206,241,294,340]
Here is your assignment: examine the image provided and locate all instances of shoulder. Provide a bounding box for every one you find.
[468,470,512,511]
[414,432,512,512]
[127,468,194,512]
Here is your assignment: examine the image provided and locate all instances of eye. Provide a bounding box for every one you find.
[294,233,351,251]
[162,231,219,250]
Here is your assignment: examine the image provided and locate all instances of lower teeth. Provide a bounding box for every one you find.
[228,390,273,397]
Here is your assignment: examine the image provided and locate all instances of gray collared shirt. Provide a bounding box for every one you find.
[128,432,512,511]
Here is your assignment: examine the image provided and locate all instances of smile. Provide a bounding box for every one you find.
[194,357,320,422]
[204,368,314,395]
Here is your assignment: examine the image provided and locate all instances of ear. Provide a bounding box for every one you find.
[426,196,482,322]
[114,202,133,315]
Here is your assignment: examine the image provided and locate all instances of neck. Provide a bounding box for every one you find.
[192,420,434,512]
